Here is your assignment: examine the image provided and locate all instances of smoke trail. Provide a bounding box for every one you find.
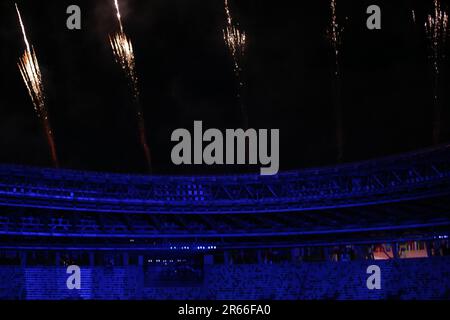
[425,0,449,144]
[223,0,248,128]
[326,0,345,162]
[15,3,59,167]
[110,0,152,171]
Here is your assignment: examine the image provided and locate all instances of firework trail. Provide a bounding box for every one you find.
[425,0,449,77]
[110,0,152,171]
[327,0,344,77]
[223,0,248,128]
[412,9,416,24]
[326,0,345,162]
[15,3,59,167]
[425,0,449,144]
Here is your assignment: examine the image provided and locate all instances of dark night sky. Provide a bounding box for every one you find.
[0,0,448,175]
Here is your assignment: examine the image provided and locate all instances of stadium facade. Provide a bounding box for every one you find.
[0,145,449,300]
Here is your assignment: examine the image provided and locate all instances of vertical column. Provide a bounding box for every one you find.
[355,245,365,260]
[323,247,331,261]
[123,252,129,266]
[391,243,399,259]
[257,250,263,264]
[291,248,300,262]
[55,252,61,266]
[20,251,27,267]
[89,252,95,266]
[425,241,433,258]
[224,251,231,265]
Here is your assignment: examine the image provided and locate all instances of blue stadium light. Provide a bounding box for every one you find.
[1,145,450,215]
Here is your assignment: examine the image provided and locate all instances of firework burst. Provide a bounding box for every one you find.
[425,0,449,144]
[223,0,248,127]
[110,0,152,171]
[224,0,247,79]
[110,32,139,98]
[15,3,58,167]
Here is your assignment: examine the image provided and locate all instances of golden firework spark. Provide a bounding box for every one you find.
[223,0,248,127]
[327,0,344,77]
[114,0,124,33]
[110,32,139,98]
[425,0,449,76]
[110,0,138,98]
[16,4,44,118]
[425,0,449,144]
[326,0,346,162]
[109,0,152,171]
[223,0,247,83]
[15,3,58,167]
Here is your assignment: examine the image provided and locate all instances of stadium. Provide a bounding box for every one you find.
[0,145,449,300]
[2,0,450,302]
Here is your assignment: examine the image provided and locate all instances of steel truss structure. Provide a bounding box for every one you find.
[0,145,449,249]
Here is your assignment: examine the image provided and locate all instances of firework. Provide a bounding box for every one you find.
[425,0,449,144]
[327,0,344,77]
[224,0,247,78]
[425,0,449,76]
[412,9,416,24]
[110,32,139,98]
[223,0,248,127]
[326,0,345,162]
[15,3,58,167]
[110,0,152,171]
